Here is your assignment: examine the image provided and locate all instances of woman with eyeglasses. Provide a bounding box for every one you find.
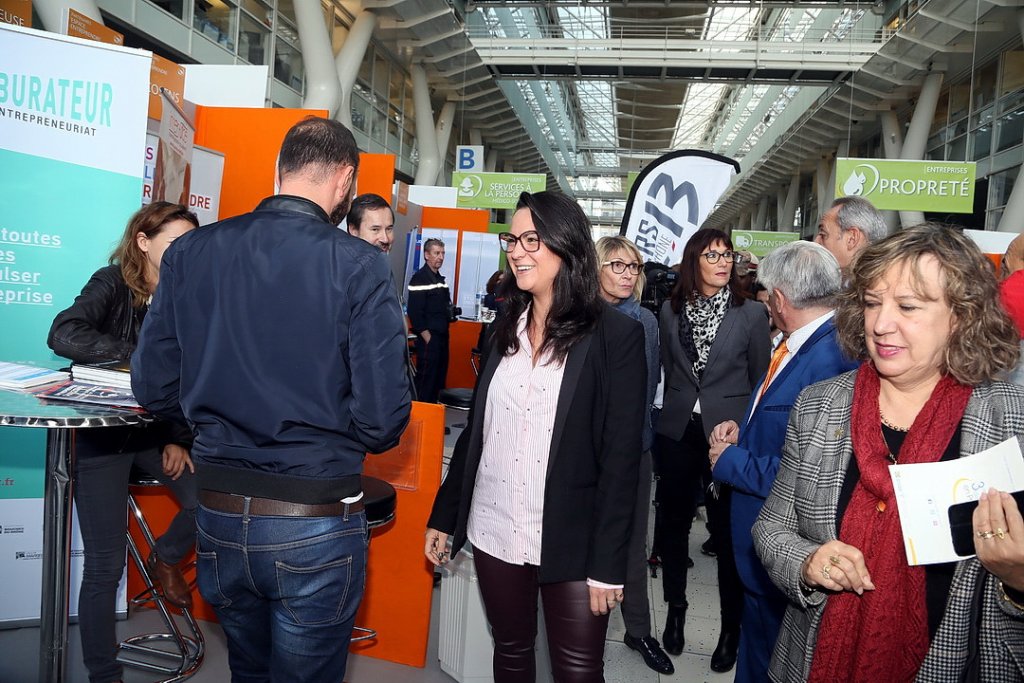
[593,237,674,674]
[655,229,770,671]
[425,192,647,682]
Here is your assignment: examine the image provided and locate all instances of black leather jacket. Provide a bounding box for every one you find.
[48,264,142,363]
[48,264,191,449]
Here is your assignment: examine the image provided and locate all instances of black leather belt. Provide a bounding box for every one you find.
[199,490,364,517]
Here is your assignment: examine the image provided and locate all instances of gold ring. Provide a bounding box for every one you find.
[978,530,996,539]
[821,564,832,581]
[829,555,841,567]
[996,527,1006,539]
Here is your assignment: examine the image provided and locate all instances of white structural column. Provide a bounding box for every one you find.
[827,140,849,208]
[295,0,341,115]
[776,188,786,231]
[434,101,457,185]
[36,0,102,31]
[470,129,483,147]
[879,110,904,233]
[996,11,1024,233]
[754,196,769,230]
[334,11,377,130]
[411,64,440,186]
[816,157,831,216]
[899,72,944,227]
[780,174,800,231]
[485,150,498,172]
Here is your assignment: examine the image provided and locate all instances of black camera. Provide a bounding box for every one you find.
[641,262,678,315]
[448,304,463,322]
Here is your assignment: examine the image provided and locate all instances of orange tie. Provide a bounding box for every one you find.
[758,339,789,400]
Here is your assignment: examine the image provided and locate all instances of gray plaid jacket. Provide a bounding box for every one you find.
[752,369,1024,682]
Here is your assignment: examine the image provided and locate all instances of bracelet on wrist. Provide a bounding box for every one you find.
[1001,581,1024,611]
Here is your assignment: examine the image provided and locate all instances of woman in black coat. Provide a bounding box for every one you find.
[47,202,199,683]
[654,229,770,671]
[424,192,647,682]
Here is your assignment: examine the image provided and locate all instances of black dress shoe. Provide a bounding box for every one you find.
[700,538,717,557]
[661,603,687,656]
[625,633,675,675]
[710,630,739,673]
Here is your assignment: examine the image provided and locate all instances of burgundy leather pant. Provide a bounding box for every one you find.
[474,549,610,682]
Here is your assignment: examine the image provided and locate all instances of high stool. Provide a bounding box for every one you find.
[118,469,204,682]
[438,388,473,430]
[350,475,397,643]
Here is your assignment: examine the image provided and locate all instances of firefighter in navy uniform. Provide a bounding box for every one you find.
[407,238,452,403]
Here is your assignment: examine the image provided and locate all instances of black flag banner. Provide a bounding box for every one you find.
[619,150,740,266]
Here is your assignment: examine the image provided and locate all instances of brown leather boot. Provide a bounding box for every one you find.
[147,551,192,609]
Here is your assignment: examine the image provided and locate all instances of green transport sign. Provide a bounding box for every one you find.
[731,230,800,257]
[835,158,976,213]
[452,172,547,210]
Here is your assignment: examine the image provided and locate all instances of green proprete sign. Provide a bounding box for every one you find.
[453,172,547,210]
[731,230,800,257]
[835,158,976,213]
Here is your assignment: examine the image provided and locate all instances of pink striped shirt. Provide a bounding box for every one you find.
[468,310,564,566]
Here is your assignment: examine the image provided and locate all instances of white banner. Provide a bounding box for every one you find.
[620,150,739,266]
[144,134,223,226]
[153,90,193,205]
[0,24,149,177]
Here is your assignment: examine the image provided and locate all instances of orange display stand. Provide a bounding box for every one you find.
[128,402,445,668]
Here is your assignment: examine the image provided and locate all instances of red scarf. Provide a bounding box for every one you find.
[808,363,972,683]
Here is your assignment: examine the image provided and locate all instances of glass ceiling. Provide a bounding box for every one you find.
[473,2,870,209]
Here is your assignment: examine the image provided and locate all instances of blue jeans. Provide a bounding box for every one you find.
[196,502,368,683]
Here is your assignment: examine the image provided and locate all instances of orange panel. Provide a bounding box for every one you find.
[421,206,490,233]
[128,401,446,668]
[351,401,445,667]
[447,320,483,389]
[192,106,327,221]
[357,153,396,201]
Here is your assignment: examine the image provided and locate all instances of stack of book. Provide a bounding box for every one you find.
[0,361,68,390]
[71,361,132,390]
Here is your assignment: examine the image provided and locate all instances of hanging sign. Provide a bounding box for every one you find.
[452,172,546,210]
[62,7,123,45]
[836,158,976,213]
[148,55,185,120]
[620,150,740,266]
[0,0,30,27]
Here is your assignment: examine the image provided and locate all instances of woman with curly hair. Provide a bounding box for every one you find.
[754,223,1024,682]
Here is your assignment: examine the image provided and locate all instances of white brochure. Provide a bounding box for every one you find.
[889,437,1024,565]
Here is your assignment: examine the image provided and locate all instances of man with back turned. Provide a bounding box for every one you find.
[132,116,412,682]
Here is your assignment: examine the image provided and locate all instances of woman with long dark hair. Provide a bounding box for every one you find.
[424,192,647,682]
[654,229,770,671]
[48,202,199,683]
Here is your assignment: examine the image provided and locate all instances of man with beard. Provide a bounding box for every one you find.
[132,116,411,682]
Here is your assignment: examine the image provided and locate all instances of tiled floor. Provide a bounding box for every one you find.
[0,411,736,682]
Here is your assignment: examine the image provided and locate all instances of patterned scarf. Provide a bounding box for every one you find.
[808,362,973,683]
[678,286,730,380]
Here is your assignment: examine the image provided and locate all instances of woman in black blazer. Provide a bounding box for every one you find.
[654,229,770,670]
[425,191,647,682]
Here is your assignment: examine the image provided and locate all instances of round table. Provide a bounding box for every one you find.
[0,388,149,683]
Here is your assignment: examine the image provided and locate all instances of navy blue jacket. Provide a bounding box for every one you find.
[132,195,412,504]
[712,317,856,595]
[406,264,450,335]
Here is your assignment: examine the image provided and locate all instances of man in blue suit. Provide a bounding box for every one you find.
[707,240,857,683]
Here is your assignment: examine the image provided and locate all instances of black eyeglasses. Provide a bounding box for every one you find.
[602,260,641,275]
[498,231,541,253]
[701,250,737,264]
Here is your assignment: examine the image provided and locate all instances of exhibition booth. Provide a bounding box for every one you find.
[0,20,503,679]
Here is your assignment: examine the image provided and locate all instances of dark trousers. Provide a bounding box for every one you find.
[473,549,609,683]
[622,450,654,638]
[736,589,787,683]
[654,416,743,631]
[74,438,197,683]
[414,331,448,403]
